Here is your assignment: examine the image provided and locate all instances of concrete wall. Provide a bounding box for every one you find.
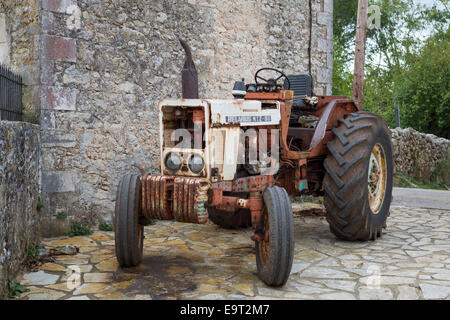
[35,0,334,224]
[0,121,41,299]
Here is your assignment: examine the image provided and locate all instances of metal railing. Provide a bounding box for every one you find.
[0,64,23,121]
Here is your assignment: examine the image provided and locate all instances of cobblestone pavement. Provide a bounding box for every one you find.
[15,205,450,300]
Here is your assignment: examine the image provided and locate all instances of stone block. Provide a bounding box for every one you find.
[42,86,78,111]
[43,35,77,62]
[42,0,77,13]
[0,13,10,65]
[42,170,76,193]
[317,12,331,26]
[41,11,55,34]
[323,0,333,14]
[316,67,331,83]
[41,130,76,148]
[318,38,330,52]
[41,59,55,85]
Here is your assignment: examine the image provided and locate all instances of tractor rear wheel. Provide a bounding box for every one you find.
[323,111,394,241]
[256,186,294,286]
[114,174,144,267]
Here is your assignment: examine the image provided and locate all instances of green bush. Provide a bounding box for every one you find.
[56,211,67,220]
[8,277,29,298]
[27,243,42,260]
[36,201,44,212]
[68,221,92,237]
[98,222,113,231]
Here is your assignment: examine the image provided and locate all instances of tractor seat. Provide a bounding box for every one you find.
[284,74,313,108]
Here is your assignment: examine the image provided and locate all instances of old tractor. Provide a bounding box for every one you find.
[114,39,393,286]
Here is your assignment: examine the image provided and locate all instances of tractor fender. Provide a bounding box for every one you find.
[308,99,358,153]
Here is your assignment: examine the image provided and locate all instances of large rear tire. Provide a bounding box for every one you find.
[323,111,393,241]
[114,174,144,267]
[256,186,294,286]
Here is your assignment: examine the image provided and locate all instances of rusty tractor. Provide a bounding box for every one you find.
[114,39,393,286]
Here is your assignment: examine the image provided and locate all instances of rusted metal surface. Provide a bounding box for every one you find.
[214,196,241,212]
[249,192,264,242]
[179,38,199,99]
[308,99,357,154]
[210,175,275,193]
[275,167,297,196]
[294,159,309,193]
[142,174,208,224]
[142,175,174,220]
[232,175,275,192]
[257,206,270,263]
[173,177,209,224]
[211,181,233,192]
[244,89,293,101]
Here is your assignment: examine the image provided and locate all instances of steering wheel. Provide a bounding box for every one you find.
[254,67,290,90]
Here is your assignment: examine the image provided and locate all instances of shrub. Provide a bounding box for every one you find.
[56,211,67,220]
[98,222,113,231]
[68,221,92,237]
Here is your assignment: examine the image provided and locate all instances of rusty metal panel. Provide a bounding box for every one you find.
[232,175,275,192]
[179,38,199,99]
[142,175,174,220]
[170,177,209,224]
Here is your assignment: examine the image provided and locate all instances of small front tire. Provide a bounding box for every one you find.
[256,186,294,286]
[114,174,144,267]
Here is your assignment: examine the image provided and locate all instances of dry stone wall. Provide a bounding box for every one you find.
[391,127,450,182]
[35,0,333,223]
[0,121,41,299]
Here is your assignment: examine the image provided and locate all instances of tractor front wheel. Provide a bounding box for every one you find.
[114,174,144,267]
[323,111,394,241]
[256,186,294,286]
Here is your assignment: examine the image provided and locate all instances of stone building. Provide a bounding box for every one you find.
[0,0,334,225]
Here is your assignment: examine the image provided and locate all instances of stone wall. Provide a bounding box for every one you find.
[36,0,334,223]
[0,121,41,299]
[0,1,41,123]
[391,127,450,182]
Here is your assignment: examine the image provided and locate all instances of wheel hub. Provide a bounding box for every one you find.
[368,143,387,214]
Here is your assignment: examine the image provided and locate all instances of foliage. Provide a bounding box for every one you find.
[332,0,450,138]
[396,29,450,138]
[27,243,42,260]
[98,222,114,231]
[56,211,67,220]
[68,221,92,237]
[36,201,44,212]
[8,276,29,298]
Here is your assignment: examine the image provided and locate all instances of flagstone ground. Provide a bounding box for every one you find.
[13,205,450,300]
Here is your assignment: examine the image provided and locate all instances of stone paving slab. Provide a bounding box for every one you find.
[13,206,450,300]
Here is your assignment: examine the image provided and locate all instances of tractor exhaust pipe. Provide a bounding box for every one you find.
[179,38,199,99]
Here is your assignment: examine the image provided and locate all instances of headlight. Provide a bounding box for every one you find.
[188,154,204,174]
[165,153,182,172]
